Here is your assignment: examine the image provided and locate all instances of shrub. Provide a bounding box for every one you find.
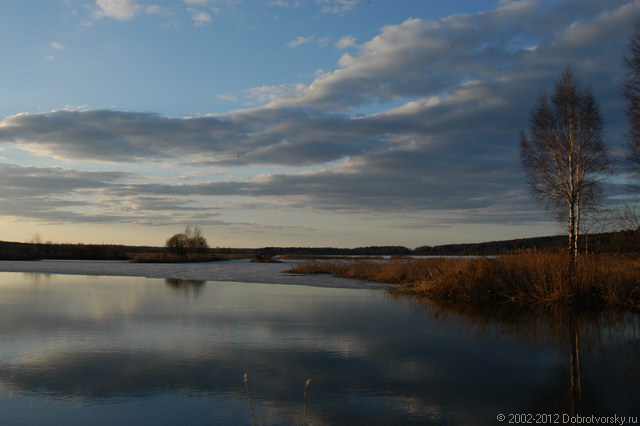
[166,226,209,257]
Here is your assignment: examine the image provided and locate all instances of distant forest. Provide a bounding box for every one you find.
[0,229,638,261]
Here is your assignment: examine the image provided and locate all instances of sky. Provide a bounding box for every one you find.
[0,0,637,248]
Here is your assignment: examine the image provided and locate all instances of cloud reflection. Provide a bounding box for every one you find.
[0,274,638,424]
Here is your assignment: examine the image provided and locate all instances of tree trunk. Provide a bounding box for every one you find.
[568,202,578,264]
[568,202,579,297]
[576,199,581,256]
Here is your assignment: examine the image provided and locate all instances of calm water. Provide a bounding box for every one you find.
[0,272,638,425]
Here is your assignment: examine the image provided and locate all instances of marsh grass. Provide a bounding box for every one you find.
[285,252,640,310]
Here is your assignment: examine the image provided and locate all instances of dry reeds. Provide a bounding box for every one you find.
[286,253,640,311]
[243,373,256,426]
[303,379,311,426]
[286,258,458,285]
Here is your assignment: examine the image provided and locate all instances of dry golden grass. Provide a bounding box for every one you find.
[287,258,458,283]
[285,253,640,311]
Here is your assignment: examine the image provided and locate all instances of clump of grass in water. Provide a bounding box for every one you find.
[241,375,313,425]
[303,379,311,426]
[243,373,256,426]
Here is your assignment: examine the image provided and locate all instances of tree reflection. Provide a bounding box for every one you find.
[398,295,640,418]
[569,321,582,418]
[22,272,52,285]
[164,278,206,296]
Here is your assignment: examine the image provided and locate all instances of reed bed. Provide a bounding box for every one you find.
[285,253,640,310]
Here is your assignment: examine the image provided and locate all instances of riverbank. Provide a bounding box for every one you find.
[285,253,640,311]
[0,259,386,289]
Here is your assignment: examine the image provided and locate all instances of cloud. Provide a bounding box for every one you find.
[94,0,140,21]
[317,0,357,14]
[243,84,305,103]
[287,36,314,48]
[335,35,357,49]
[183,0,238,5]
[0,107,389,166]
[265,0,637,112]
[316,36,330,47]
[216,93,238,102]
[50,42,66,50]
[145,5,162,14]
[187,8,212,25]
[0,162,136,224]
[0,163,229,226]
[1,0,637,228]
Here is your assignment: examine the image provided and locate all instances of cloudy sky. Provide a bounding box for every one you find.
[0,0,637,248]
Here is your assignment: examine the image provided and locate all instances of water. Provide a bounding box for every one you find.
[0,272,638,425]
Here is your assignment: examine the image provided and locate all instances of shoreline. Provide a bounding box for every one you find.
[0,259,387,290]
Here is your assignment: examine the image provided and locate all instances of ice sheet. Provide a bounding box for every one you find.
[0,259,387,289]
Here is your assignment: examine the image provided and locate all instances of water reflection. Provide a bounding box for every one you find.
[164,278,206,295]
[407,296,640,419]
[22,272,52,285]
[0,273,638,425]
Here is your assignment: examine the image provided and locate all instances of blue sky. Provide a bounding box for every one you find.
[0,0,636,247]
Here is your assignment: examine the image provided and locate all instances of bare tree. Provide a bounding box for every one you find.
[615,204,640,231]
[520,67,610,263]
[623,21,640,177]
[166,232,188,257]
[184,226,209,254]
[166,226,209,257]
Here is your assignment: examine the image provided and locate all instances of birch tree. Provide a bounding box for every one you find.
[623,22,640,176]
[520,68,610,263]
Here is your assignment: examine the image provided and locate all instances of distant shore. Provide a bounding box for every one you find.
[0,259,387,290]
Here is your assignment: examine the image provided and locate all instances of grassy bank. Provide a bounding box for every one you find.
[285,253,640,311]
